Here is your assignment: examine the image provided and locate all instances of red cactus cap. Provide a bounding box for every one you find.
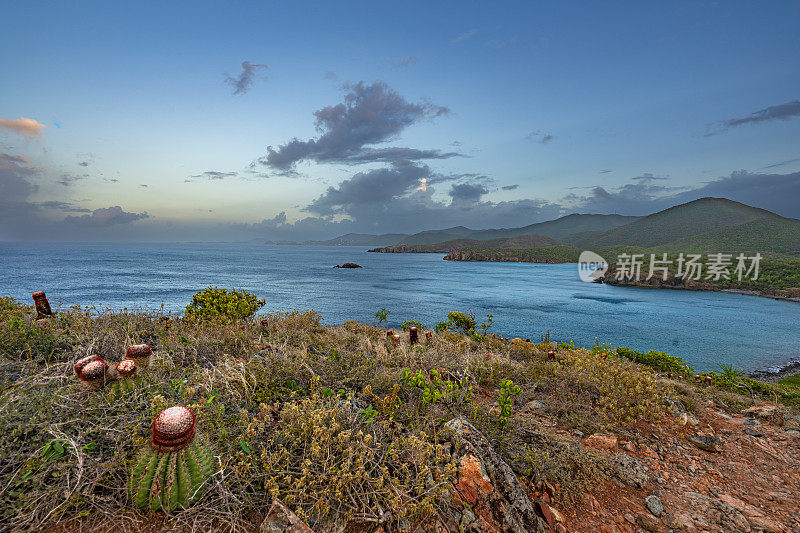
[115,358,138,378]
[79,359,109,382]
[74,354,103,377]
[126,344,152,359]
[151,406,196,451]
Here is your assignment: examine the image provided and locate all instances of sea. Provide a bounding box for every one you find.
[1,242,798,373]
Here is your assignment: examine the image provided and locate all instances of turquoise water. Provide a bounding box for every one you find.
[1,243,798,372]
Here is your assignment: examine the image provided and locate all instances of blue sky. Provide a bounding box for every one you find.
[1,1,799,241]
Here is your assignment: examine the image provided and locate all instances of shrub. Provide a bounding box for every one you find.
[446,311,476,335]
[185,286,265,320]
[400,319,425,332]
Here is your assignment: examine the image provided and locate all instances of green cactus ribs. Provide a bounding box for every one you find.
[129,406,214,512]
[107,359,139,399]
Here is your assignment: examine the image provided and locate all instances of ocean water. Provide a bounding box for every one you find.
[1,242,798,372]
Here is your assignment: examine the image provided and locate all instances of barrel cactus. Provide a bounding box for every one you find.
[129,406,214,511]
[126,344,152,367]
[107,359,139,399]
[74,355,109,389]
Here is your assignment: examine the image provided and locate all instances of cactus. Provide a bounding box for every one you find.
[107,359,139,400]
[32,291,53,319]
[126,344,152,367]
[129,406,214,512]
[74,355,109,389]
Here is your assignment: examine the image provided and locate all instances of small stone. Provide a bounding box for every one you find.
[645,495,663,517]
[745,427,763,437]
[687,434,724,452]
[742,404,777,419]
[573,429,585,438]
[636,512,660,532]
[743,417,761,426]
[261,500,313,533]
[624,513,636,524]
[584,433,618,450]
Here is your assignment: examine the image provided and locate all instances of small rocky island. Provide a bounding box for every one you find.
[333,262,363,268]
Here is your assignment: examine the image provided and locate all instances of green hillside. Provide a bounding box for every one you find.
[465,213,639,242]
[576,197,793,249]
[662,217,800,254]
[397,226,476,245]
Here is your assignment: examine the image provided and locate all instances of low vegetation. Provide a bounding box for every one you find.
[0,291,798,531]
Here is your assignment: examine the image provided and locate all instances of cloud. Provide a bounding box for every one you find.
[762,157,800,169]
[599,169,613,174]
[0,151,38,202]
[35,201,90,213]
[65,206,149,227]
[324,72,338,80]
[451,29,477,44]
[565,170,800,219]
[706,100,800,136]
[449,182,488,204]
[384,56,420,68]
[58,173,85,187]
[78,161,89,167]
[259,81,452,171]
[186,170,238,182]
[304,160,431,216]
[526,131,554,144]
[501,184,519,191]
[224,61,269,95]
[0,117,46,138]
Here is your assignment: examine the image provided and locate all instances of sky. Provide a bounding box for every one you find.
[1,1,799,242]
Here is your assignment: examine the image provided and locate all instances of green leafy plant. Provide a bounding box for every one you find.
[374,307,390,327]
[401,368,472,408]
[185,286,265,320]
[400,319,425,332]
[497,379,521,424]
[446,311,476,335]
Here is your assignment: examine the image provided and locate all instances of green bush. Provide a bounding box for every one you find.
[616,346,694,375]
[185,286,265,320]
[446,311,476,335]
[400,319,425,332]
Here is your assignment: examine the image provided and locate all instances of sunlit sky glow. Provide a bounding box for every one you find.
[2,1,799,241]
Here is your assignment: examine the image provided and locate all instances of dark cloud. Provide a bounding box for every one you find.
[187,170,238,181]
[224,61,269,95]
[526,131,554,144]
[304,160,430,216]
[139,184,148,188]
[58,173,84,187]
[501,184,519,191]
[631,173,669,182]
[599,169,613,174]
[259,81,452,171]
[449,182,488,204]
[0,151,38,202]
[762,157,800,169]
[706,100,800,136]
[78,161,89,167]
[65,206,149,227]
[35,201,90,213]
[565,170,800,219]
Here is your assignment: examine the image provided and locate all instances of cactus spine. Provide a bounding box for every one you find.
[129,406,214,511]
[74,355,109,389]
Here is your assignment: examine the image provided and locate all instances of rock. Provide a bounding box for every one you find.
[663,511,695,530]
[687,434,724,452]
[624,513,636,525]
[261,500,314,533]
[742,404,777,420]
[611,454,648,488]
[745,427,763,437]
[743,417,761,426]
[645,495,663,517]
[636,512,661,532]
[333,262,363,268]
[684,492,751,532]
[534,501,563,529]
[584,433,619,450]
[523,399,546,413]
[444,418,546,532]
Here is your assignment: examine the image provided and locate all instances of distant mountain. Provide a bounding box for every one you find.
[396,226,476,245]
[575,197,800,253]
[369,233,562,253]
[303,233,409,246]
[392,214,637,246]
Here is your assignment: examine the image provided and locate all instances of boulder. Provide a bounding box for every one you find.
[333,263,363,268]
[684,492,751,532]
[687,434,724,453]
[444,418,546,532]
[260,499,314,533]
[611,454,648,488]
